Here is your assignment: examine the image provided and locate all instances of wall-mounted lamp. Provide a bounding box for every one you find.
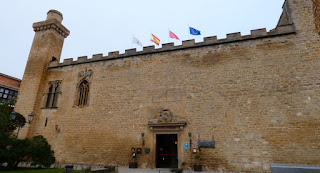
[188,132,192,147]
[28,112,34,124]
[141,132,145,146]
[10,111,16,121]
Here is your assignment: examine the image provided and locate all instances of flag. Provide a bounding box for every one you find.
[169,30,180,40]
[132,37,143,47]
[189,27,201,35]
[151,34,160,46]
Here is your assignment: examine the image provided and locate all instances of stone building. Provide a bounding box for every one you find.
[15,0,320,172]
[0,73,20,103]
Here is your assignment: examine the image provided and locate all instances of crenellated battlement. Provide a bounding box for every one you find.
[49,24,295,68]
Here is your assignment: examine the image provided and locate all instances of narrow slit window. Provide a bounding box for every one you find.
[45,118,48,127]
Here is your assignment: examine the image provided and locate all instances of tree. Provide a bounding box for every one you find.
[0,100,27,167]
[3,138,30,168]
[0,100,56,169]
[30,135,56,167]
[0,100,26,139]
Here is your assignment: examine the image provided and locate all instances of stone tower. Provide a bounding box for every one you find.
[14,10,70,138]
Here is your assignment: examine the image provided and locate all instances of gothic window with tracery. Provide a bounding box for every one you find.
[78,80,89,106]
[45,81,61,108]
[75,69,92,107]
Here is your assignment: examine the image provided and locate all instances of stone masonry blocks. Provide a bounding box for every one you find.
[14,1,320,172]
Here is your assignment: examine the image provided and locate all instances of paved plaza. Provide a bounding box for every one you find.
[118,167,221,173]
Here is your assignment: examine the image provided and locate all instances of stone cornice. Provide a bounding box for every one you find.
[147,109,187,131]
[33,19,70,38]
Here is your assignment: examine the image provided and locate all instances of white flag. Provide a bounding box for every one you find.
[132,37,143,47]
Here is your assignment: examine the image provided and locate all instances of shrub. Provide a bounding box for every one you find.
[30,135,56,167]
[0,100,55,168]
[171,168,183,173]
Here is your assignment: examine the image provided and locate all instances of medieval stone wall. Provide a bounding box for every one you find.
[15,0,320,172]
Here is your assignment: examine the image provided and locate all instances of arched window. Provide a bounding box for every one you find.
[45,81,61,108]
[75,69,92,107]
[78,80,89,106]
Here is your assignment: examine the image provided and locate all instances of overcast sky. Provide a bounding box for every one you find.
[0,0,285,79]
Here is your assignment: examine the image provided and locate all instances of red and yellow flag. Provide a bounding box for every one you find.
[151,34,160,46]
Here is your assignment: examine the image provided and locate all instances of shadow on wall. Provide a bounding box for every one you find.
[313,0,320,35]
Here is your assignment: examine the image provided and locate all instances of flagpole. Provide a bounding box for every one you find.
[187,25,190,40]
[132,34,134,48]
[150,30,152,46]
[168,28,169,43]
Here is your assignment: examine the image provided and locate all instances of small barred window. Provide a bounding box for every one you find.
[45,81,61,108]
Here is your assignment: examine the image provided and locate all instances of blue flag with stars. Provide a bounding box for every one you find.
[189,27,201,35]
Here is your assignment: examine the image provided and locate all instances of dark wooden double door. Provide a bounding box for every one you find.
[156,134,178,168]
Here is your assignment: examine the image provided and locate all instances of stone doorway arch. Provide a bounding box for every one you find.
[148,109,187,168]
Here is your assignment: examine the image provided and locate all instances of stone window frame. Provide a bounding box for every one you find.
[76,79,90,107]
[44,81,61,109]
[73,69,92,108]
